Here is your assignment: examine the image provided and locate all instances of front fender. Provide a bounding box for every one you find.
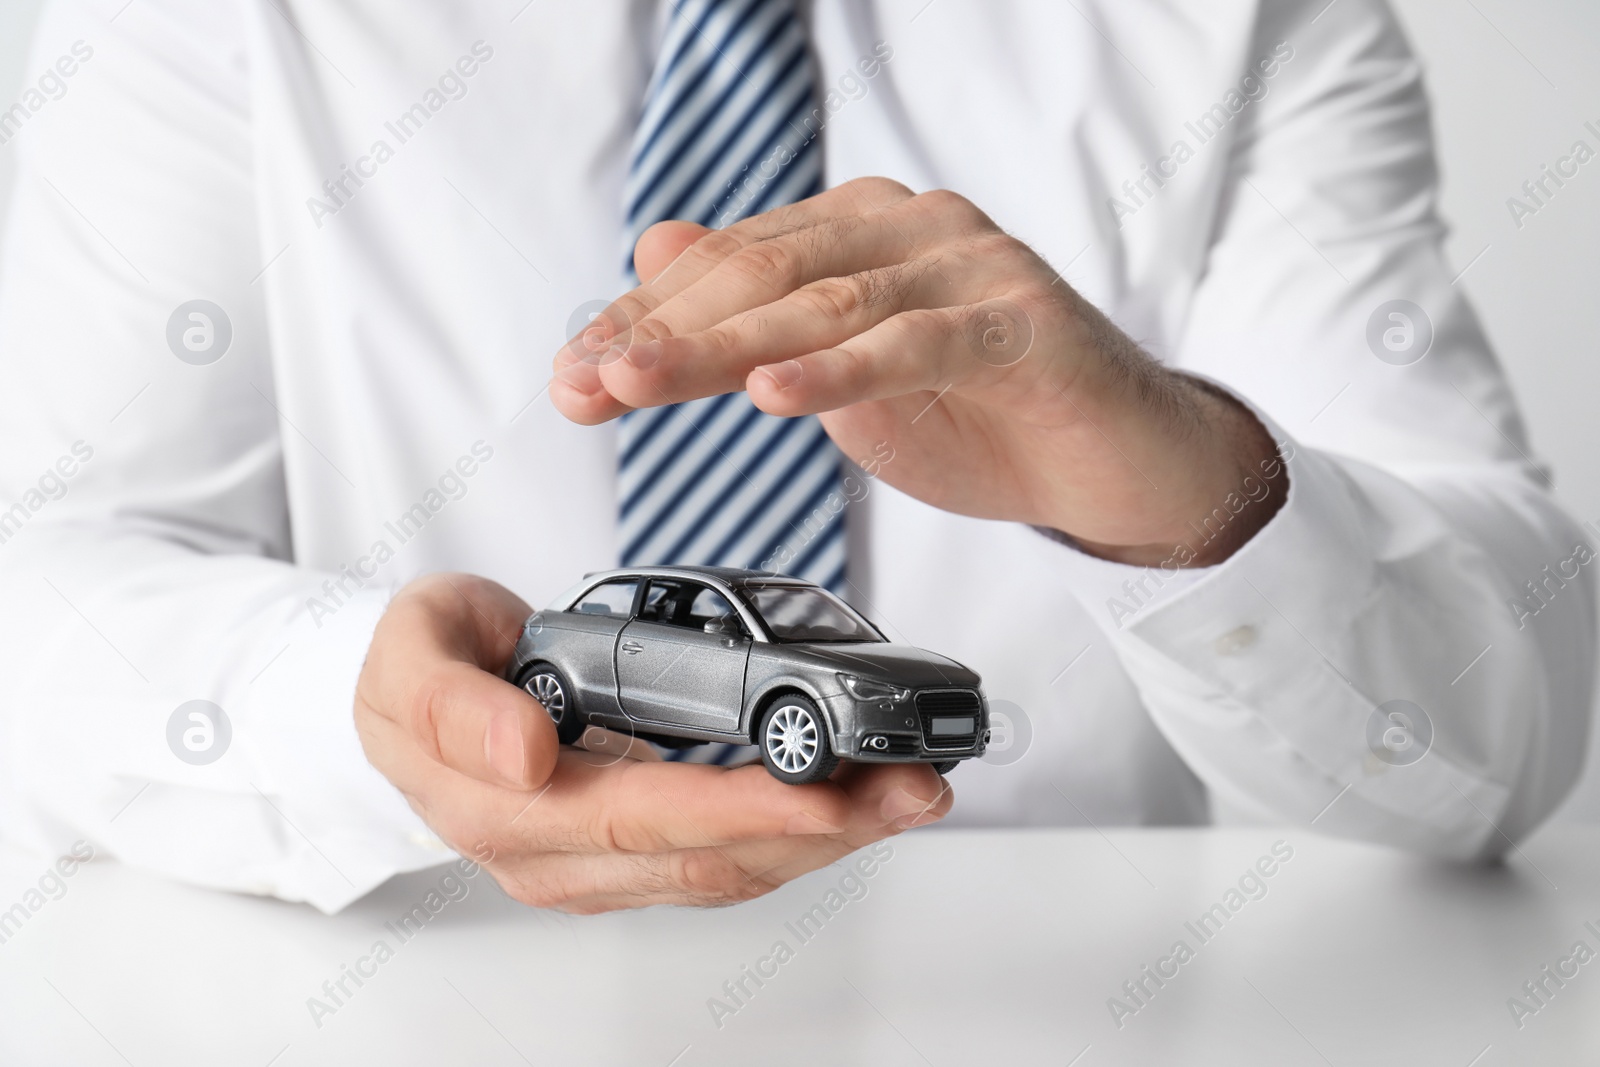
[742,675,837,747]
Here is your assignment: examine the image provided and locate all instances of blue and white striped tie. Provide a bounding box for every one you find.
[618,0,846,595]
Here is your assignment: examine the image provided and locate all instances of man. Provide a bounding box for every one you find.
[0,0,1590,914]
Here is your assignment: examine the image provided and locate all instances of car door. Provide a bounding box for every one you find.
[616,579,749,733]
[549,576,641,722]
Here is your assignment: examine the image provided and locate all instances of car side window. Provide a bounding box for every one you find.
[637,581,737,631]
[571,578,638,618]
[637,581,679,624]
[687,587,737,629]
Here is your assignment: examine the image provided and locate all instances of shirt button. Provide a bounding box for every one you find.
[1214,625,1258,655]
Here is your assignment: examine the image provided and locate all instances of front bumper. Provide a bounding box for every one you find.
[823,687,990,762]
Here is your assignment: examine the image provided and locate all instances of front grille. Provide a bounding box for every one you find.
[915,689,982,749]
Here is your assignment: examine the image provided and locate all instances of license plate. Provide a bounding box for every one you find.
[930,716,975,736]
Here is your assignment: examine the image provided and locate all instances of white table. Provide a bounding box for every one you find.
[3,826,1599,1065]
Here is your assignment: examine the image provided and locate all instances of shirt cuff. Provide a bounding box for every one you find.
[236,585,457,913]
[1031,524,1219,630]
[1034,382,1510,848]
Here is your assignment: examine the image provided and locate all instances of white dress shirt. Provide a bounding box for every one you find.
[0,0,1592,913]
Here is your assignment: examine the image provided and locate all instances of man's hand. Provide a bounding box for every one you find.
[550,178,1286,567]
[354,574,951,914]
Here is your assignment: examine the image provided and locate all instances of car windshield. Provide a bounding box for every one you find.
[741,584,882,643]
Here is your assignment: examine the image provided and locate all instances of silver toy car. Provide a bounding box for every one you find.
[505,566,990,784]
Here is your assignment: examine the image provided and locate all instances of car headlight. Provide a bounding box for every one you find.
[840,674,910,703]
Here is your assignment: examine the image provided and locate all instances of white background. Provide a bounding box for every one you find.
[2,0,1597,820]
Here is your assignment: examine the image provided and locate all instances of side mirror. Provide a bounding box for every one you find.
[704,616,743,642]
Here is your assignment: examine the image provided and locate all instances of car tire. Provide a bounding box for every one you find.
[515,662,585,746]
[758,695,838,786]
[930,759,961,776]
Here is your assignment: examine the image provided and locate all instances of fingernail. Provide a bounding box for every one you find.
[881,787,941,828]
[579,325,612,355]
[486,711,526,785]
[554,363,603,396]
[895,810,943,831]
[786,811,845,835]
[620,339,662,369]
[759,360,804,390]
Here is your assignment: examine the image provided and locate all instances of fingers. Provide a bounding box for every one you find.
[832,759,955,832]
[361,704,949,858]
[486,763,954,913]
[745,310,955,416]
[575,725,663,762]
[487,847,774,913]
[361,712,847,852]
[550,179,929,422]
[560,179,917,369]
[490,839,809,913]
[555,760,855,852]
[437,660,559,790]
[360,704,956,914]
[633,208,936,343]
[594,259,951,408]
[356,574,558,790]
[550,213,927,419]
[634,179,919,310]
[636,183,986,345]
[390,572,533,669]
[722,176,918,243]
[537,740,953,859]
[551,192,1028,424]
[742,304,986,416]
[706,763,952,887]
[738,292,1050,417]
[633,220,711,282]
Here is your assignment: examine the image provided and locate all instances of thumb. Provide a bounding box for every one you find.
[633,220,712,283]
[361,574,559,790]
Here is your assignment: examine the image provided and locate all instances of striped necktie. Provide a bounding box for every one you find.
[618,0,846,594]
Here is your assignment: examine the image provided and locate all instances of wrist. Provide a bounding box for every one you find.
[1050,374,1289,569]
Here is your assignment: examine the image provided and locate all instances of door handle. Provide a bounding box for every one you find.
[621,641,644,655]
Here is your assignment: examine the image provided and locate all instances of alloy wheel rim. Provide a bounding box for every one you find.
[766,704,818,774]
[529,672,565,723]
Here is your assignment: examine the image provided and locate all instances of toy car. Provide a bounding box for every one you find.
[505,566,990,784]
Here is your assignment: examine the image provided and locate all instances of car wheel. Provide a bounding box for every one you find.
[515,662,584,746]
[930,759,961,776]
[758,696,838,785]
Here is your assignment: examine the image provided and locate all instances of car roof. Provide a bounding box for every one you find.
[579,565,815,589]
[553,566,884,642]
